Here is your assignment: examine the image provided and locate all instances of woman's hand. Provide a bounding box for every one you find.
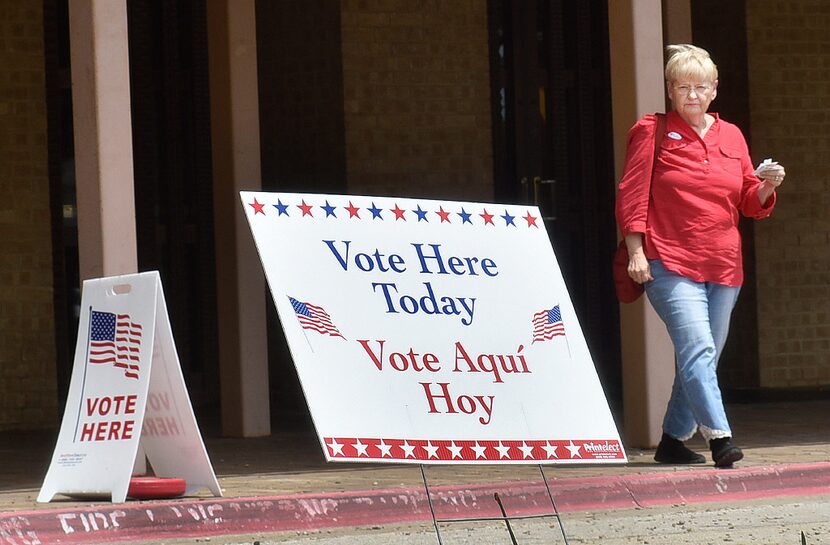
[624,233,653,284]
[758,164,786,187]
[628,249,653,284]
[757,164,785,205]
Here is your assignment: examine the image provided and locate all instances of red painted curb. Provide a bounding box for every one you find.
[2,462,829,545]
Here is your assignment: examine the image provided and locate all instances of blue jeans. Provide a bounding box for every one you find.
[645,259,740,441]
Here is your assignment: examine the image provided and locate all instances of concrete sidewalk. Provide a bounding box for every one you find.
[1,400,829,544]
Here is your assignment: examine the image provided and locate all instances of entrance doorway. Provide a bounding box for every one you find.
[487,0,622,414]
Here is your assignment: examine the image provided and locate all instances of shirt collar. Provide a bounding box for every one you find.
[666,111,720,142]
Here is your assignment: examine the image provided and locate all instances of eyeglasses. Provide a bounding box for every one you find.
[673,83,712,96]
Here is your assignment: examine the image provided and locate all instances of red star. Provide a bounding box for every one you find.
[345,201,361,218]
[480,209,495,225]
[391,204,406,221]
[297,200,313,217]
[248,198,265,215]
[523,211,538,227]
[436,206,451,223]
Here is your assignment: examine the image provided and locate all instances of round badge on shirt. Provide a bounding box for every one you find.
[667,131,682,140]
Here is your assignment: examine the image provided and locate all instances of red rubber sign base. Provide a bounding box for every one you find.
[127,477,186,499]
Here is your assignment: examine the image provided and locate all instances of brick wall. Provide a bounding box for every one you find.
[340,0,493,199]
[746,1,830,387]
[0,1,58,429]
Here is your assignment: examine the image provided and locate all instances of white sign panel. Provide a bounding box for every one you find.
[243,192,625,464]
[38,272,222,503]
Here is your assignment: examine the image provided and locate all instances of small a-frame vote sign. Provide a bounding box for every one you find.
[38,272,221,503]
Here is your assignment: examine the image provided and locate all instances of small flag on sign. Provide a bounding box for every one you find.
[89,310,142,379]
[288,296,345,339]
[532,305,565,343]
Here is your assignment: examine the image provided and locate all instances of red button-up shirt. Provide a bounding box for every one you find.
[615,111,775,286]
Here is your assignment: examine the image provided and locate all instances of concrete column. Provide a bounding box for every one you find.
[68,0,138,280]
[206,0,270,437]
[608,0,676,448]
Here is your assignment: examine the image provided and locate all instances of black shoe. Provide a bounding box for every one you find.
[654,433,706,464]
[710,437,744,468]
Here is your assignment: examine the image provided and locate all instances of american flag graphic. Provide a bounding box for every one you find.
[532,305,566,343]
[288,296,344,338]
[89,310,142,379]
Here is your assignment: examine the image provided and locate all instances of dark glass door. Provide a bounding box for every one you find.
[691,0,760,393]
[488,0,622,414]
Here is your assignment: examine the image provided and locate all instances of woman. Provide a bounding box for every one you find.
[616,44,786,468]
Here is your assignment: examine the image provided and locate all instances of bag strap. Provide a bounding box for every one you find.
[648,113,666,191]
[635,113,665,251]
[620,113,665,249]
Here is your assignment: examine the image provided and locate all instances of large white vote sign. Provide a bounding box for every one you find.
[243,192,625,464]
[38,272,221,502]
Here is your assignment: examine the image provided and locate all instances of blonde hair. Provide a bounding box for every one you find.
[664,44,718,83]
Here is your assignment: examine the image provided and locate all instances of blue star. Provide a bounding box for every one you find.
[458,208,472,225]
[413,205,429,222]
[321,201,337,217]
[274,200,289,216]
[501,210,516,227]
[368,202,383,219]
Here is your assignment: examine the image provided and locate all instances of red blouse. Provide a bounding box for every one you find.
[615,111,775,286]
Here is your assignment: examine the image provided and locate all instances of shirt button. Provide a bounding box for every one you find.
[704,159,709,163]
